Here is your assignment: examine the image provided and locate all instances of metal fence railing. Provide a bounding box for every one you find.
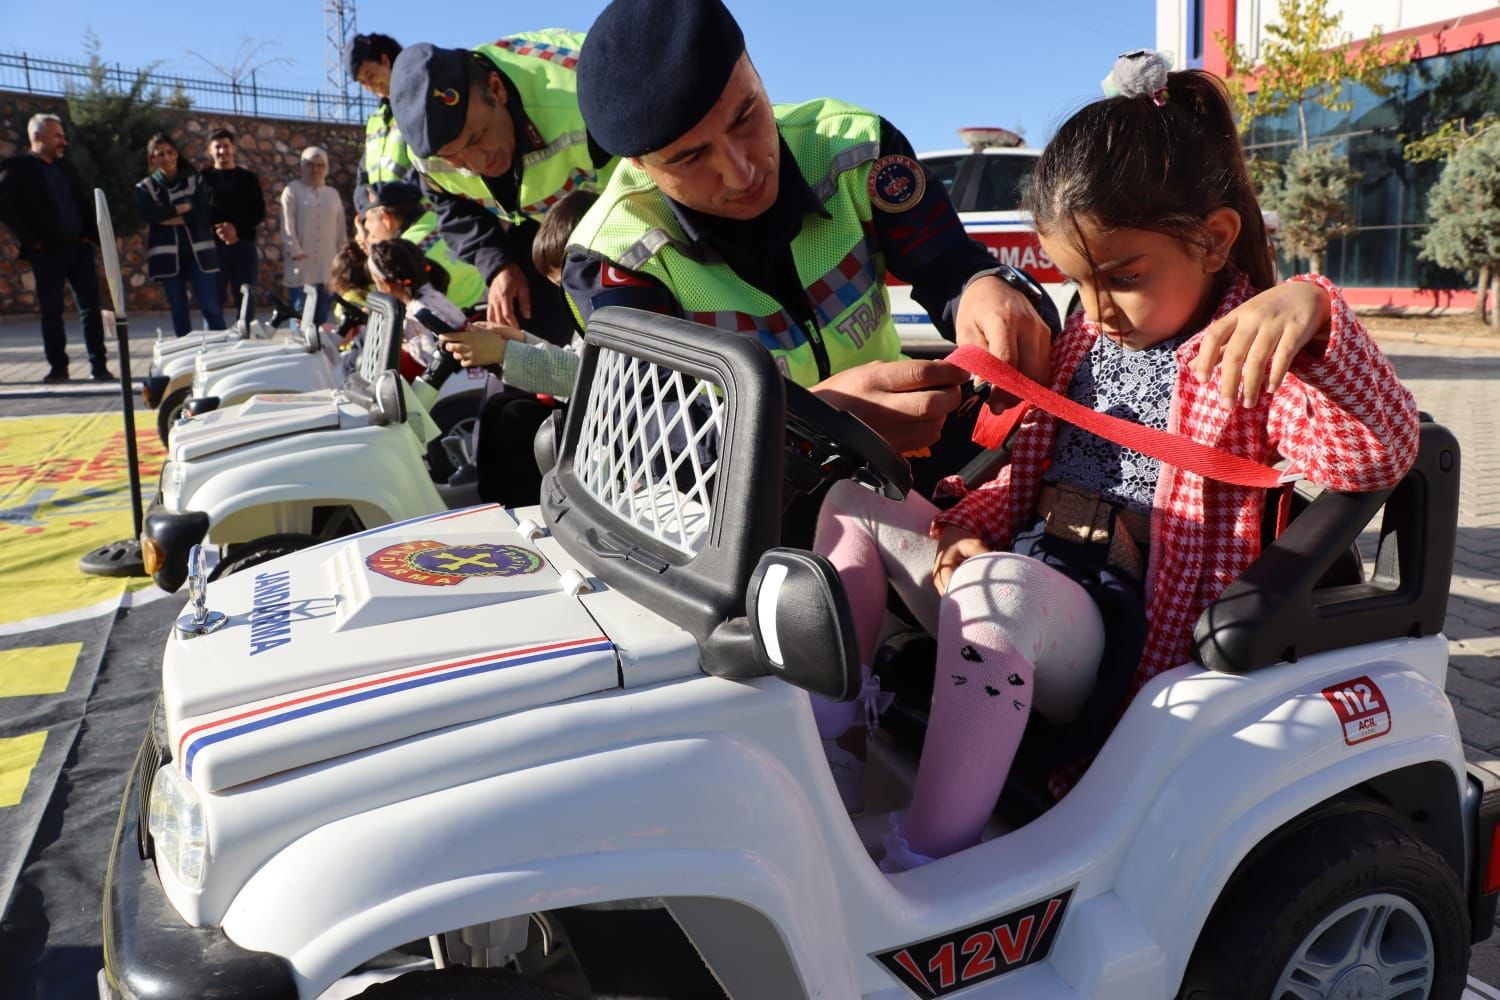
[0,51,375,125]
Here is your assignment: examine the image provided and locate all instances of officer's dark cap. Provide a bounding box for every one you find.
[390,42,486,159]
[578,0,746,158]
[368,181,424,210]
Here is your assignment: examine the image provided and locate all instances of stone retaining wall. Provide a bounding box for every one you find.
[0,90,363,317]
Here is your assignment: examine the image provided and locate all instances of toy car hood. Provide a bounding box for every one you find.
[170,392,343,463]
[152,330,242,364]
[194,340,304,375]
[162,506,621,793]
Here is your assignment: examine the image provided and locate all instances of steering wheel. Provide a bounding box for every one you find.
[782,379,912,501]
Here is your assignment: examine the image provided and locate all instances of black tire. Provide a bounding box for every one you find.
[352,966,574,999]
[157,387,190,446]
[1178,809,1469,999]
[208,533,316,580]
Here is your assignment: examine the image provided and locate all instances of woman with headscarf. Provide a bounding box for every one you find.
[279,146,346,325]
[134,132,226,336]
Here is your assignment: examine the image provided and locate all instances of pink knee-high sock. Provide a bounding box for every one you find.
[899,551,1103,859]
[808,483,943,740]
[902,599,1032,858]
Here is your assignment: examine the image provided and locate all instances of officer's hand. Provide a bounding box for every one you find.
[216,221,238,245]
[810,359,966,455]
[439,327,510,368]
[955,274,1052,409]
[487,264,532,328]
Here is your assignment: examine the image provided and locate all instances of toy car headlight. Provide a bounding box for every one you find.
[147,763,208,889]
[161,461,185,509]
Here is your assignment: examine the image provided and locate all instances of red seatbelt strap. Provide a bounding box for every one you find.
[947,344,1294,491]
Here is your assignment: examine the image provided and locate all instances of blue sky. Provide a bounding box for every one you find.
[6,1,1155,151]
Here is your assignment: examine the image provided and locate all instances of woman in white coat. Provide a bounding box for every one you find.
[279,146,345,325]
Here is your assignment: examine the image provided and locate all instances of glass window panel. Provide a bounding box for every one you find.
[1401,227,1469,291]
[921,155,966,194]
[972,155,1035,213]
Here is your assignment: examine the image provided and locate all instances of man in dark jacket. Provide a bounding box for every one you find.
[201,127,267,318]
[0,113,112,382]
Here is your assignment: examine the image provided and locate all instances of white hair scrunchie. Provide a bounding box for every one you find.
[1101,49,1174,106]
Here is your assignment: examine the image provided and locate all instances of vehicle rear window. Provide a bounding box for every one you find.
[972,155,1037,213]
[922,155,965,193]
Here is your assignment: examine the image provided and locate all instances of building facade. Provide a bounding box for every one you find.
[1158,0,1500,309]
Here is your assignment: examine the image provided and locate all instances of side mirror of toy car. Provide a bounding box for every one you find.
[369,370,408,427]
[744,547,861,701]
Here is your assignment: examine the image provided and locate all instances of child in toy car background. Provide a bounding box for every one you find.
[811,51,1421,872]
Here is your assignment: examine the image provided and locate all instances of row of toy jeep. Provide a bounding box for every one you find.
[103,305,1499,1000]
[140,291,479,592]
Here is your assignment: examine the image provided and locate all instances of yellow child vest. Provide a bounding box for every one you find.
[567,98,902,386]
[414,31,617,226]
[401,210,486,310]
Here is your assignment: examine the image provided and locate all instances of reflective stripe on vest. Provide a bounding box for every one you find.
[569,99,901,386]
[415,32,613,225]
[364,105,411,185]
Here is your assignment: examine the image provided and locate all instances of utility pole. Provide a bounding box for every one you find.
[324,0,357,121]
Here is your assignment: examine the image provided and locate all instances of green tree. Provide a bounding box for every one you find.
[63,32,190,235]
[1417,123,1500,331]
[1218,0,1413,273]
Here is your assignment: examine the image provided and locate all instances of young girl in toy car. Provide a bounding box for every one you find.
[812,52,1421,872]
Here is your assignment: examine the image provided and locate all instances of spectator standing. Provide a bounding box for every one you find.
[201,128,266,319]
[280,146,346,325]
[0,113,112,382]
[134,132,226,337]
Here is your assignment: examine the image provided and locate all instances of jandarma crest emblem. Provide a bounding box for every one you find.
[432,87,461,107]
[868,155,926,213]
[366,540,545,587]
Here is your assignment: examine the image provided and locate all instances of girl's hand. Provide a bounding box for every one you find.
[1191,282,1332,408]
[174,203,191,216]
[933,524,991,595]
[440,327,509,368]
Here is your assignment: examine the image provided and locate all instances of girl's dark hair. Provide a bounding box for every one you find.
[347,33,402,77]
[146,132,190,173]
[532,189,600,275]
[1025,69,1274,292]
[368,238,450,296]
[329,241,371,296]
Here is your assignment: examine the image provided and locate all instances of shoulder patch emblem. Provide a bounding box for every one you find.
[601,264,651,288]
[868,155,927,213]
[366,540,545,587]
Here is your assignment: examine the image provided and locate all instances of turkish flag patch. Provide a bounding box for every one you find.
[601,264,651,288]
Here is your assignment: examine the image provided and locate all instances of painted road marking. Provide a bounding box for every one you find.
[0,642,81,697]
[0,731,47,808]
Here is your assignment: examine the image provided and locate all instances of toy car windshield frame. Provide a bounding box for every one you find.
[541,307,784,677]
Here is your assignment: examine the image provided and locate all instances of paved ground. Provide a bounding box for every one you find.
[2,311,1500,990]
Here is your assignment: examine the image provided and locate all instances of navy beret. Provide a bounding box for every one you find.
[389,42,477,159]
[578,0,746,158]
[369,180,424,209]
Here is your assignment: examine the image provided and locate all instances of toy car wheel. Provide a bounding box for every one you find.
[208,533,316,580]
[1178,810,1469,999]
[351,966,574,998]
[156,387,190,446]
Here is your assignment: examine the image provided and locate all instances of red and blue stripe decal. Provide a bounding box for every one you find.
[178,635,614,780]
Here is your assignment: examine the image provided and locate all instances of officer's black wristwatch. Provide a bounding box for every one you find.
[963,264,1062,338]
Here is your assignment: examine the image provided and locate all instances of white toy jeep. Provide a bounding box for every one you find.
[102,307,1499,1000]
[139,292,462,594]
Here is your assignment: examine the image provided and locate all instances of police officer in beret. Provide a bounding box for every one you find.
[565,0,1056,456]
[389,32,616,344]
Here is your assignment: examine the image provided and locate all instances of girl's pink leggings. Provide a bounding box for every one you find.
[811,480,1105,858]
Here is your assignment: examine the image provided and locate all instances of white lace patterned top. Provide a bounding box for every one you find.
[1042,330,1188,512]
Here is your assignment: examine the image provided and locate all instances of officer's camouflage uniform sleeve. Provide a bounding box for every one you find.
[419,173,522,284]
[561,248,682,331]
[872,119,1004,341]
